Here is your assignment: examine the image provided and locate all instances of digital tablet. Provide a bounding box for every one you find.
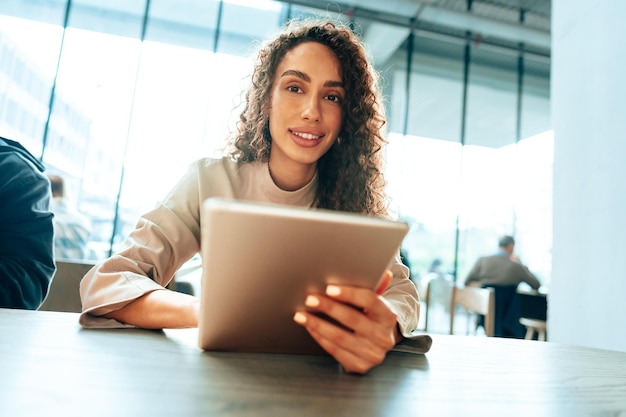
[197,197,409,355]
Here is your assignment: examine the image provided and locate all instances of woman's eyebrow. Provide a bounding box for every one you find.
[280,69,344,88]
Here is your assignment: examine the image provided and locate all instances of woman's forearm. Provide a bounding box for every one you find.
[104,289,200,329]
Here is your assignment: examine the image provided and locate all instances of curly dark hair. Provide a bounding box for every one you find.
[227,18,388,217]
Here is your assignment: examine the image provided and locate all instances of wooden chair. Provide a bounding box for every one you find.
[518,290,548,341]
[39,260,95,313]
[449,285,495,337]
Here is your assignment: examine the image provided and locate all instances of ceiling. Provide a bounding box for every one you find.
[285,0,551,65]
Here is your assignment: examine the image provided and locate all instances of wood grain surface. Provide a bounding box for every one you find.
[1,309,624,417]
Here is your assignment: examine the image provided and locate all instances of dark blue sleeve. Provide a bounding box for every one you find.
[0,153,56,309]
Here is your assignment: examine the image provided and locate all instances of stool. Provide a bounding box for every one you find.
[519,317,547,341]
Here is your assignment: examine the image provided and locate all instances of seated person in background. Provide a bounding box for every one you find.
[0,137,55,309]
[47,174,92,260]
[79,18,431,375]
[464,235,540,338]
[464,235,540,290]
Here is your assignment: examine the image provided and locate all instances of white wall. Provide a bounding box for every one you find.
[550,0,626,351]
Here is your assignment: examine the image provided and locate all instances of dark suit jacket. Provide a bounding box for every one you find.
[464,253,540,289]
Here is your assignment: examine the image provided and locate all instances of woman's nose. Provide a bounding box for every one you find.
[301,95,321,121]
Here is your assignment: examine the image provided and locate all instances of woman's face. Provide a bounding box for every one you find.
[268,41,344,175]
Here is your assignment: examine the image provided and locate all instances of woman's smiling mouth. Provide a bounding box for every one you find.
[291,130,323,140]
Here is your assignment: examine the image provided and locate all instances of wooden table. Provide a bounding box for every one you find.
[1,309,625,416]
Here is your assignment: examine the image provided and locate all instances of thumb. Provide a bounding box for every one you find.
[375,270,393,295]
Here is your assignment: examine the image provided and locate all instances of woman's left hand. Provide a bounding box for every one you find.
[293,271,402,375]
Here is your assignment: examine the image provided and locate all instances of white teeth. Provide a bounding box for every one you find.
[293,132,320,140]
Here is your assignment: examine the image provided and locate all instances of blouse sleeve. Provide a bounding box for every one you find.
[382,253,433,354]
[79,162,204,328]
[382,253,420,334]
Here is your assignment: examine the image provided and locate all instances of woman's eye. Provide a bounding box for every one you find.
[287,85,302,93]
[326,94,342,103]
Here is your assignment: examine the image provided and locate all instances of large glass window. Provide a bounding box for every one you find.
[513,131,553,286]
[145,0,220,50]
[218,0,283,56]
[0,14,64,157]
[383,34,465,283]
[515,55,552,286]
[386,134,462,278]
[456,45,520,280]
[43,0,145,260]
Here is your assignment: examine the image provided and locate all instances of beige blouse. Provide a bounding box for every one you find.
[79,158,430,351]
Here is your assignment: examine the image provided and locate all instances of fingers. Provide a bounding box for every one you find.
[302,291,396,347]
[324,284,397,325]
[306,321,386,374]
[292,284,399,374]
[293,310,387,374]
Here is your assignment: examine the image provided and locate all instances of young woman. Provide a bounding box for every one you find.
[80,18,431,374]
